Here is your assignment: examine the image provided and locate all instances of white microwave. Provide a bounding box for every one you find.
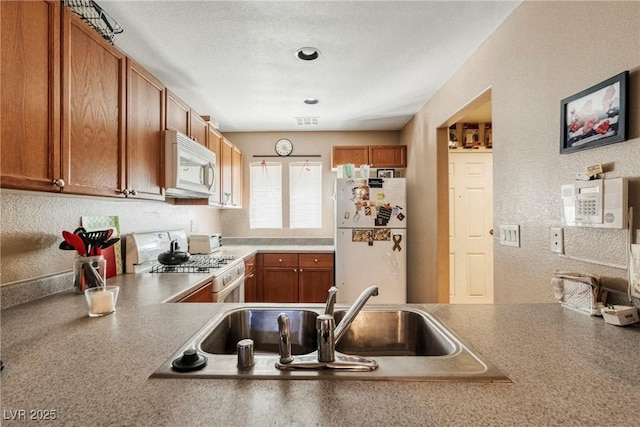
[164,130,217,198]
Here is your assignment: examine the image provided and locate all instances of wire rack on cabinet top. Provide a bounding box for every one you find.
[63,0,123,43]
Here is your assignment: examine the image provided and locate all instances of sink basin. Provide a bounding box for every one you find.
[152,304,510,382]
[334,310,455,356]
[200,309,318,355]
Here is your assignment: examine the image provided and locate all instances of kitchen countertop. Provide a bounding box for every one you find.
[1,245,639,425]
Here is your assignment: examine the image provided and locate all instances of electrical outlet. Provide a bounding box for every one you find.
[550,227,564,254]
[499,224,520,247]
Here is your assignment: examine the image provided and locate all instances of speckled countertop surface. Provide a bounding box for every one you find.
[1,245,639,426]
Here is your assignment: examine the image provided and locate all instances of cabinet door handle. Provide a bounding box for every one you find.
[294,268,297,272]
[121,189,130,196]
[130,189,137,196]
[299,269,303,272]
[278,259,282,263]
[52,178,65,188]
[314,258,318,263]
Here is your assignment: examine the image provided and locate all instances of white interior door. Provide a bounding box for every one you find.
[449,151,493,303]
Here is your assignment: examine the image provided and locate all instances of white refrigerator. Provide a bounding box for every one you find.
[334,178,407,304]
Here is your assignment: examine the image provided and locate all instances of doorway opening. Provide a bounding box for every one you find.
[437,89,494,304]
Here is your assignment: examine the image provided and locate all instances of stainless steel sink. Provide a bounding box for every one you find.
[152,304,510,382]
[334,309,455,357]
[200,309,318,355]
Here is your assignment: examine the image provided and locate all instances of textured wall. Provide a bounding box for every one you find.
[220,131,401,238]
[402,1,640,303]
[0,191,221,284]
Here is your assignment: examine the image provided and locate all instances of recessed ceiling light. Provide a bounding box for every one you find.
[304,98,319,105]
[296,47,320,61]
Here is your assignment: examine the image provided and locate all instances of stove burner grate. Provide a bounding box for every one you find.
[150,255,235,273]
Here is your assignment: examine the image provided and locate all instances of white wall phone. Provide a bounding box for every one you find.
[561,178,627,228]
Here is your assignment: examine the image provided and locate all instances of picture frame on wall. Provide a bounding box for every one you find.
[560,71,628,154]
[376,169,395,178]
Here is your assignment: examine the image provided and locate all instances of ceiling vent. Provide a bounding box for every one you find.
[296,117,320,126]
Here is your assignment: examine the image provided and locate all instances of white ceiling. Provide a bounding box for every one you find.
[102,1,521,132]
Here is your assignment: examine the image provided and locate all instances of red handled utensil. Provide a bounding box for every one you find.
[62,231,86,255]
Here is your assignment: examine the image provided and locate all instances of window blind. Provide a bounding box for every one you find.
[289,161,322,229]
[249,162,282,228]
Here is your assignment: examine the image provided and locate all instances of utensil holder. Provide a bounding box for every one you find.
[74,255,106,293]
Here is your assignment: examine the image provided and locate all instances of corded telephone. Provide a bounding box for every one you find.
[561,178,627,228]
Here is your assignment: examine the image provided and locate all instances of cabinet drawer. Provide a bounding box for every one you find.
[262,253,298,267]
[299,253,333,268]
[179,282,213,303]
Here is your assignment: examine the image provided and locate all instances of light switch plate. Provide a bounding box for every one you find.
[499,224,520,247]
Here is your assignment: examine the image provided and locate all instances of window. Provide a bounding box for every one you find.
[290,161,322,229]
[249,162,282,228]
[249,161,323,229]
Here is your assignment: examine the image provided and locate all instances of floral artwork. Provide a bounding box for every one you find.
[560,71,628,154]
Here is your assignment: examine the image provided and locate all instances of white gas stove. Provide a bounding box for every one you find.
[125,230,245,298]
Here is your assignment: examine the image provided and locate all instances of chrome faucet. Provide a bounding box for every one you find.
[276,286,379,372]
[324,286,338,316]
[316,285,378,361]
[316,314,335,362]
[277,313,293,364]
[334,285,378,345]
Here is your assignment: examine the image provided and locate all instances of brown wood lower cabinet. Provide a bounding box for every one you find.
[178,282,213,303]
[244,255,257,302]
[299,254,334,303]
[257,253,334,303]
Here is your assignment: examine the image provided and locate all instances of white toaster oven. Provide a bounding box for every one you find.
[189,233,222,254]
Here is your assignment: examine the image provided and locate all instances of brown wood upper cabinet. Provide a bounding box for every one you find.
[1,3,164,200]
[206,124,223,204]
[219,137,243,208]
[331,145,407,169]
[1,0,62,192]
[61,7,127,197]
[369,145,407,168]
[165,89,190,136]
[126,58,165,200]
[231,145,243,208]
[165,89,207,146]
[190,112,207,146]
[331,146,368,168]
[1,4,224,202]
